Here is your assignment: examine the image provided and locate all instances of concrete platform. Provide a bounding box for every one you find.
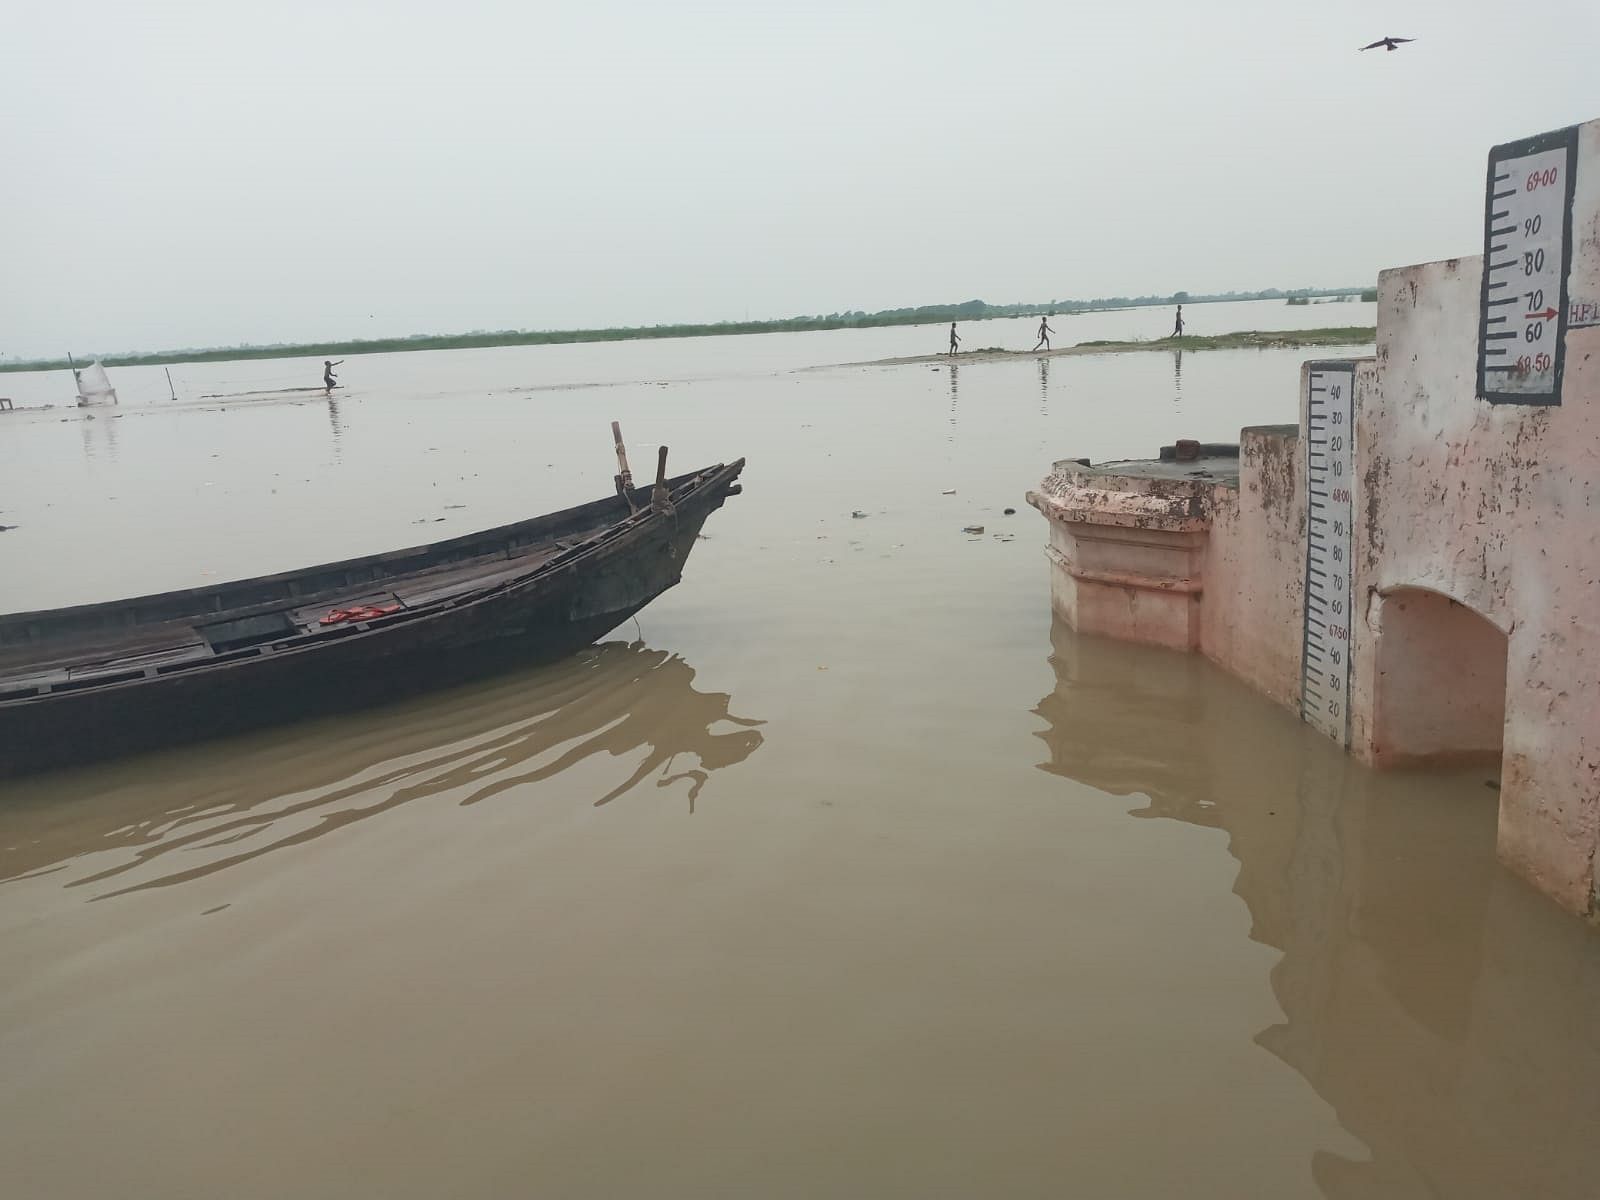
[1027,116,1600,920]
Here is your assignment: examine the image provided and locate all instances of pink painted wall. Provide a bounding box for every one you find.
[1031,117,1600,915]
[1346,122,1600,912]
[1031,463,1213,653]
[1367,588,1509,766]
[1199,427,1306,712]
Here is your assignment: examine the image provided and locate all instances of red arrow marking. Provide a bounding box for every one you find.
[1525,307,1559,320]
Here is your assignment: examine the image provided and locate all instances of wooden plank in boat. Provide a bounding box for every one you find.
[66,641,210,679]
[392,560,541,609]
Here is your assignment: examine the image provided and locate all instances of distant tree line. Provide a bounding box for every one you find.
[0,285,1377,373]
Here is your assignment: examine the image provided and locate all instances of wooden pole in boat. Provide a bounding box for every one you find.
[165,368,176,401]
[611,420,638,512]
[611,421,633,482]
[651,444,673,514]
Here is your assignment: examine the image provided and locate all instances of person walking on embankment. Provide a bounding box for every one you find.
[1171,305,1184,338]
[948,323,961,356]
[323,359,344,396]
[1034,314,1054,352]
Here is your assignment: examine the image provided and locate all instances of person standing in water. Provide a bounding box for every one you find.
[323,359,344,395]
[1171,305,1185,338]
[1034,314,1054,352]
[948,323,961,357]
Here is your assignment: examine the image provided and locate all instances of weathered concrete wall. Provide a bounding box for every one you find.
[1030,461,1214,653]
[1200,426,1305,711]
[1033,431,1307,715]
[1062,532,1205,652]
[1350,231,1600,911]
[1032,118,1600,916]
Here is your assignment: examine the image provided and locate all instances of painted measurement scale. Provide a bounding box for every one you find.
[1478,125,1578,404]
[1301,363,1355,746]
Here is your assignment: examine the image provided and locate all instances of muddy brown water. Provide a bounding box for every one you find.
[3,308,1599,1198]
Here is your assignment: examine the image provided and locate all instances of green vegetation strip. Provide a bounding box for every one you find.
[1,290,1373,373]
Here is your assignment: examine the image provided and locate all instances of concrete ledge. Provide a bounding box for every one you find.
[1027,487,1211,533]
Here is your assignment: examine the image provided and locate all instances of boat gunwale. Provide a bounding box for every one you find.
[0,460,743,700]
[0,464,732,635]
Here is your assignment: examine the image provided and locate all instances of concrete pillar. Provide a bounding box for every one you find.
[1027,459,1218,652]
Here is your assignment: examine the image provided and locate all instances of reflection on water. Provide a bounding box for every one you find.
[326,394,345,456]
[1037,356,1049,414]
[0,640,764,901]
[947,360,959,441]
[1172,348,1183,408]
[1033,620,1600,1200]
[77,411,120,463]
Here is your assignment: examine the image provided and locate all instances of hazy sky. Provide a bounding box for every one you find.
[2,0,1596,358]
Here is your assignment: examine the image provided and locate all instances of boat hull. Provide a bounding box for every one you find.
[0,462,742,777]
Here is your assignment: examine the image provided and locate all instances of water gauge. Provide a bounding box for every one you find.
[1301,363,1356,746]
[1477,126,1578,404]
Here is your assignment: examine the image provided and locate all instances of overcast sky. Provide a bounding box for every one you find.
[2,0,1596,358]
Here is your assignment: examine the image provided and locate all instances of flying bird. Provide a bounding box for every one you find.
[1360,36,1414,52]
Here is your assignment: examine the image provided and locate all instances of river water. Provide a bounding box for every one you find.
[3,301,1599,1198]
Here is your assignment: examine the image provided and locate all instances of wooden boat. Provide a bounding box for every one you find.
[0,441,744,777]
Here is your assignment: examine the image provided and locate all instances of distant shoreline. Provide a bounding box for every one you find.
[0,289,1375,374]
[841,327,1378,368]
